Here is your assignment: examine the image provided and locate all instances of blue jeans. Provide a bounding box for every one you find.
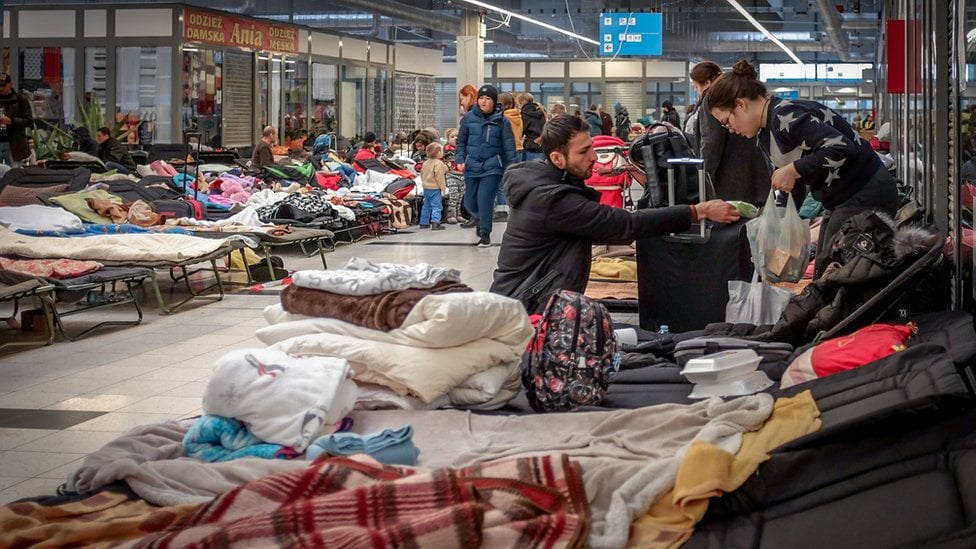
[105,161,131,175]
[523,150,544,161]
[0,142,15,167]
[464,173,502,236]
[495,184,507,209]
[420,188,443,225]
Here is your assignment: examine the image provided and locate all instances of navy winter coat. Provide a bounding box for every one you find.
[455,105,518,178]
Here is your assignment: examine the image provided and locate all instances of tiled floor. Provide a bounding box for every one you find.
[0,222,511,504]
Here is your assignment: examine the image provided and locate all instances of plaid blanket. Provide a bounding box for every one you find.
[3,454,589,548]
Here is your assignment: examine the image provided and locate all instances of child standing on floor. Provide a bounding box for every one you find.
[419,142,448,230]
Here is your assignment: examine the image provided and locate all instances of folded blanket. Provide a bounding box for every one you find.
[203,349,357,452]
[259,292,532,406]
[306,426,420,465]
[291,257,462,296]
[183,414,296,462]
[280,280,472,331]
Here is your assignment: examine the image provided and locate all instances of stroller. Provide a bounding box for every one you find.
[585,135,637,209]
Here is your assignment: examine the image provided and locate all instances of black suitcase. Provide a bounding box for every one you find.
[636,158,753,333]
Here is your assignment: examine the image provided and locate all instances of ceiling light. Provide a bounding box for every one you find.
[726,0,805,66]
[459,0,599,45]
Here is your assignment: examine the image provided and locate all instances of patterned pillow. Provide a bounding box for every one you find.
[780,323,916,389]
[0,184,70,207]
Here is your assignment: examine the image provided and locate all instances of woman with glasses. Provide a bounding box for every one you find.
[691,61,771,206]
[707,59,899,279]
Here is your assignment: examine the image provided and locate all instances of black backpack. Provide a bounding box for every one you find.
[629,124,700,208]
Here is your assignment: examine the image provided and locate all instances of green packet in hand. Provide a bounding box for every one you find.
[727,200,759,218]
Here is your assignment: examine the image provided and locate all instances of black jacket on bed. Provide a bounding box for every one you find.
[490,159,693,313]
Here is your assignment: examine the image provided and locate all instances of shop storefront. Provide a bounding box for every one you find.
[0,4,437,153]
[181,6,303,148]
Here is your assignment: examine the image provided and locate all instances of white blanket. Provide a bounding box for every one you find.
[258,292,532,407]
[0,225,246,262]
[0,204,84,233]
[203,348,357,452]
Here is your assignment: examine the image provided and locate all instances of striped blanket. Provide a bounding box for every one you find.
[2,454,590,548]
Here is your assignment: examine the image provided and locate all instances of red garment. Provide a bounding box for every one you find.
[353,147,376,173]
[585,135,630,208]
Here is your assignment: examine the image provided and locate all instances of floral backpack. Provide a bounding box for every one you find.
[522,290,620,412]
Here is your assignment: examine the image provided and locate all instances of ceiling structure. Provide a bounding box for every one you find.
[222,0,883,65]
[10,0,883,65]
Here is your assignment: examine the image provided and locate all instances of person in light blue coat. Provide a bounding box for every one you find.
[455,84,518,247]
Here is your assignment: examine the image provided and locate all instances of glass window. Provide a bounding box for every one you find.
[342,65,366,138]
[270,57,283,140]
[311,62,337,135]
[18,47,74,130]
[571,81,601,115]
[283,57,307,147]
[645,81,687,124]
[496,82,526,93]
[369,67,389,142]
[117,46,172,145]
[84,47,107,122]
[183,48,220,144]
[538,81,565,112]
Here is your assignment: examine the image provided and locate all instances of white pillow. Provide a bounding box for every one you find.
[65,151,106,167]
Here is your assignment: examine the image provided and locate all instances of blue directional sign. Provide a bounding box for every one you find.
[599,13,663,57]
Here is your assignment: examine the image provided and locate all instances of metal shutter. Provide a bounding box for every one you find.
[221,50,254,148]
[603,81,643,122]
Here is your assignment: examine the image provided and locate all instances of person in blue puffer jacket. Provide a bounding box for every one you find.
[455,84,518,247]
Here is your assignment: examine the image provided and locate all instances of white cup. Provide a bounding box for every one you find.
[614,328,638,346]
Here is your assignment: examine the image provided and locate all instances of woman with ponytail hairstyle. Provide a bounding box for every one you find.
[707,59,899,278]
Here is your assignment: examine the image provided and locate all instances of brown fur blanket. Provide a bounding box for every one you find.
[280,280,472,331]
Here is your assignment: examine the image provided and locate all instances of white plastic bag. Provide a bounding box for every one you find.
[725,272,794,325]
[751,189,810,283]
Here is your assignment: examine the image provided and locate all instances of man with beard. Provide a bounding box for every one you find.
[490,114,739,313]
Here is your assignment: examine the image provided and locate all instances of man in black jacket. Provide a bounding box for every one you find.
[490,114,739,313]
[0,72,34,168]
[96,127,136,174]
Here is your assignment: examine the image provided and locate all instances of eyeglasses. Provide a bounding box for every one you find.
[718,105,740,130]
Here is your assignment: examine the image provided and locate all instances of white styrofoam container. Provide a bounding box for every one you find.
[689,370,774,399]
[680,349,762,383]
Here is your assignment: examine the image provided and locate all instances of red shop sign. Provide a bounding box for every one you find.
[183,8,299,54]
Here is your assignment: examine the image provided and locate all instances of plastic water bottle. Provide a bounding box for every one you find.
[659,325,670,335]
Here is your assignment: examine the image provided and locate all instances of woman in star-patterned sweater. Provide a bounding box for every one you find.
[705,59,899,278]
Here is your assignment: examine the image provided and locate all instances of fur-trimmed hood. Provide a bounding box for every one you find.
[829,211,938,269]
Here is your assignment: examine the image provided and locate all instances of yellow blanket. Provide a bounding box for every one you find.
[627,390,822,548]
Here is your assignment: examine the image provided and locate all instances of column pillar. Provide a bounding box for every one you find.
[456,11,485,119]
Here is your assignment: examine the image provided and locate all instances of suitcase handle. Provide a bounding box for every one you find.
[662,223,711,244]
[666,158,706,239]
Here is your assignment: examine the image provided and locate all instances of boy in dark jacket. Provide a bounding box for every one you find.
[490,114,739,313]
